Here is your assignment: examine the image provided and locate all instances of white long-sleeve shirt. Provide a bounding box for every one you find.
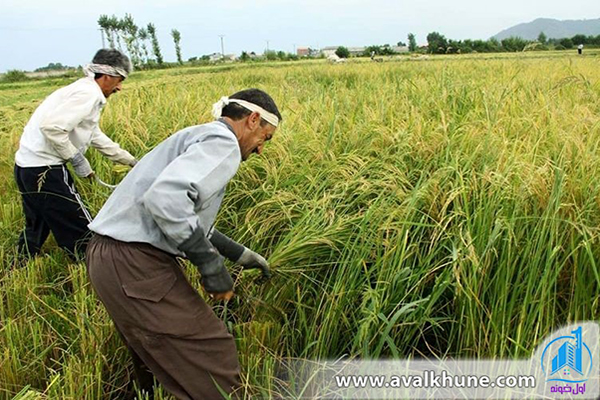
[15,76,135,167]
[89,120,242,256]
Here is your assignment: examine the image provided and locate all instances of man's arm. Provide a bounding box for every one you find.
[209,229,245,262]
[90,126,137,166]
[178,225,233,295]
[142,135,240,293]
[210,229,271,281]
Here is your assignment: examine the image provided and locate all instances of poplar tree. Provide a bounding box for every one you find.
[147,23,164,65]
[171,29,183,64]
[121,14,141,67]
[408,33,417,52]
[98,14,116,48]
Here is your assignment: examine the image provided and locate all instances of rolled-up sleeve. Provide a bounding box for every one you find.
[39,90,96,160]
[142,135,240,246]
[90,126,136,165]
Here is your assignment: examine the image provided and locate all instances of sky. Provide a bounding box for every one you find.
[1,0,599,73]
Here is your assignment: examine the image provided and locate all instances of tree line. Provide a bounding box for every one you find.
[423,31,599,54]
[97,14,183,68]
[328,29,598,61]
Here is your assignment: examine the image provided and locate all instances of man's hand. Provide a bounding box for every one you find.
[70,151,94,178]
[236,248,272,282]
[207,290,235,301]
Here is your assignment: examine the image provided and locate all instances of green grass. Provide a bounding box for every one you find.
[1,52,599,398]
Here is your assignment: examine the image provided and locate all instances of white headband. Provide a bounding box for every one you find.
[211,96,279,127]
[83,63,130,79]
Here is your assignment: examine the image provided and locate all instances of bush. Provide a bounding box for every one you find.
[264,51,278,61]
[2,69,29,83]
[559,38,574,49]
[335,46,350,58]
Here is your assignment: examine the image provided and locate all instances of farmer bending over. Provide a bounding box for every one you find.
[86,88,280,399]
[14,48,137,259]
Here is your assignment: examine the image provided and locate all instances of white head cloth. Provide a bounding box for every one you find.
[83,63,130,79]
[212,96,279,127]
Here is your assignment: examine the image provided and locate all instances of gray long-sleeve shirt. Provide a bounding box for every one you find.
[89,120,241,256]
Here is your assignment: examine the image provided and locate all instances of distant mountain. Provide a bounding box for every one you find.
[493,18,600,41]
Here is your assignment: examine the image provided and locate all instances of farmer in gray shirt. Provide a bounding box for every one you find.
[86,88,280,399]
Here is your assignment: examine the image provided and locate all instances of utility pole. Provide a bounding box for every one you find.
[266,40,270,53]
[293,43,296,54]
[99,28,106,48]
[219,35,225,59]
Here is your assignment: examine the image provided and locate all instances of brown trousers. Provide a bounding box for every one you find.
[86,234,241,399]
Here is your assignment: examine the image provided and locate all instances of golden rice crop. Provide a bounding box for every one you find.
[1,51,599,398]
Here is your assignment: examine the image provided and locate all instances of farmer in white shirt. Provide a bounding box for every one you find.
[14,49,137,259]
[86,88,280,399]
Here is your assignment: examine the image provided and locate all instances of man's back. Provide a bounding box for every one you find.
[89,120,241,255]
[15,77,105,167]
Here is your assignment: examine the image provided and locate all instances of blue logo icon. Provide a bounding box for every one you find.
[541,327,593,383]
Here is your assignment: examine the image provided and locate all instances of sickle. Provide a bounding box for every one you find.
[95,176,119,190]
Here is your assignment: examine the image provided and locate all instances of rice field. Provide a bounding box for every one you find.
[1,51,599,399]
